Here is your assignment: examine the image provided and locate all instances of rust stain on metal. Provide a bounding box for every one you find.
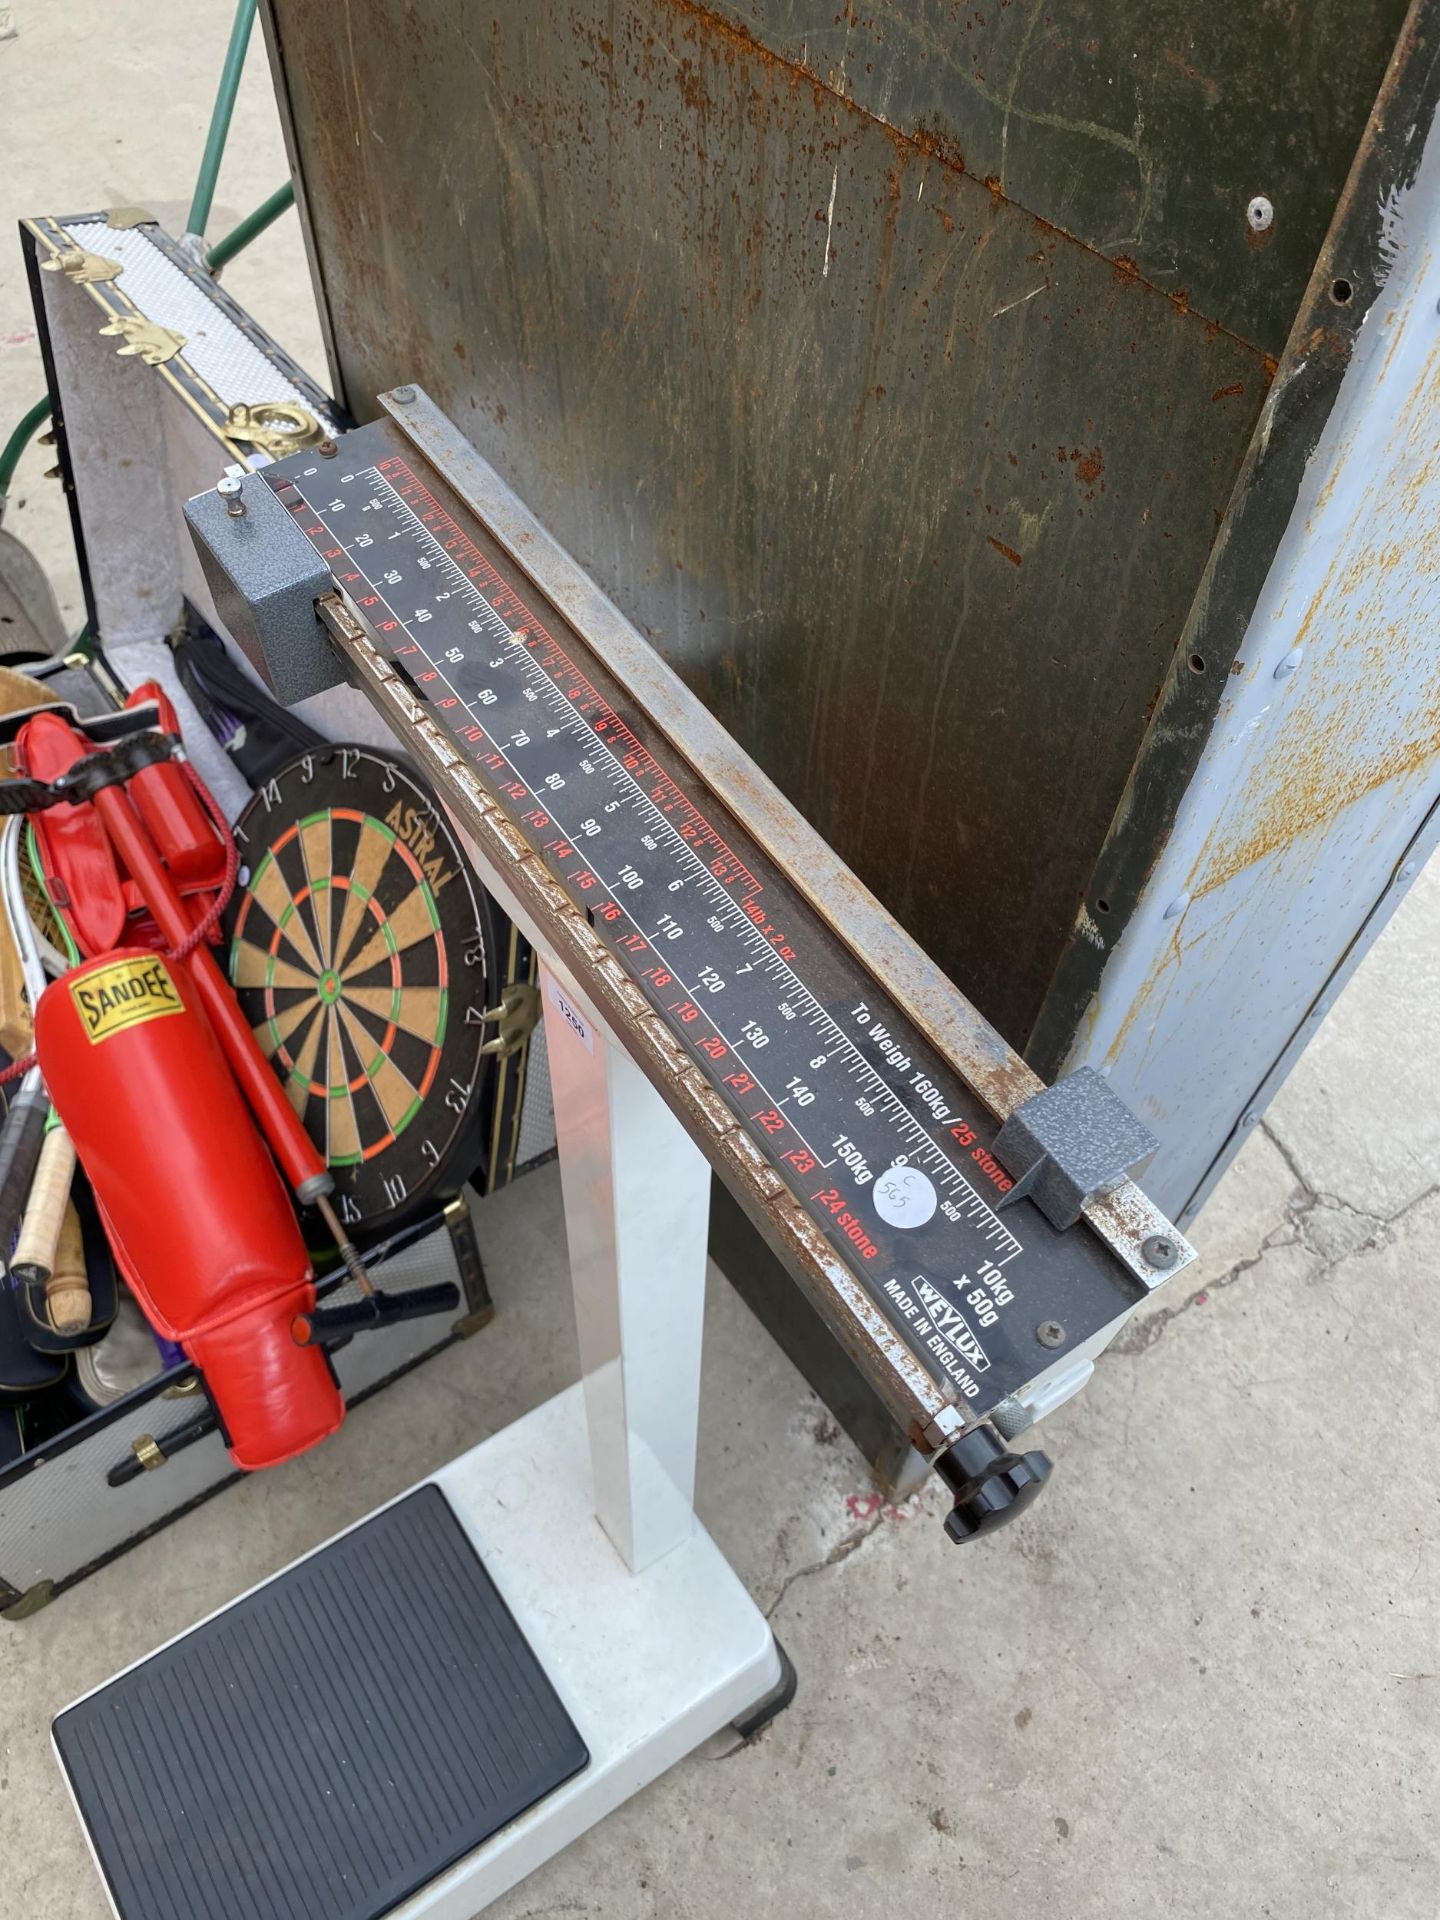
[1159,45,1221,107]
[656,0,1269,356]
[1083,1181,1194,1285]
[1056,443,1106,500]
[281,0,1283,1067]
[1192,334,1440,897]
[986,535,1023,567]
[1206,674,1440,891]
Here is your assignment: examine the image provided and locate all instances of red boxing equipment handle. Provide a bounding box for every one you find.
[18,708,330,1200]
[86,770,330,1199]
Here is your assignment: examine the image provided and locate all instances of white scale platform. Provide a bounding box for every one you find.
[406,1387,781,1915]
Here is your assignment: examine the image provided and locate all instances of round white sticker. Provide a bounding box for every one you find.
[872,1163,937,1230]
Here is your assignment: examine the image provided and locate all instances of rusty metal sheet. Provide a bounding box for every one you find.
[687,0,1410,354]
[265,0,1268,1051]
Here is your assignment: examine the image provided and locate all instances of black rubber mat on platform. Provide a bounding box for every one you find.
[54,1484,588,1920]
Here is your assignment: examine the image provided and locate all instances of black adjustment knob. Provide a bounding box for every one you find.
[933,1424,1052,1545]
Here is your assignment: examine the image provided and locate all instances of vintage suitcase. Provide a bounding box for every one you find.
[0,224,566,1605]
[0,1200,489,1619]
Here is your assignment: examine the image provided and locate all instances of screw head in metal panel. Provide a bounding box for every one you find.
[1163,890,1190,921]
[391,385,417,404]
[1036,1320,1067,1349]
[1246,195,1274,233]
[1140,1233,1179,1271]
[1274,645,1304,682]
[318,437,338,458]
[1398,862,1417,883]
[1242,1110,1261,1128]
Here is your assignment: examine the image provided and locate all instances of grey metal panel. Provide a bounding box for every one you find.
[1057,93,1440,1217]
[0,1383,235,1600]
[261,0,1268,1052]
[1182,797,1440,1225]
[1026,7,1440,1081]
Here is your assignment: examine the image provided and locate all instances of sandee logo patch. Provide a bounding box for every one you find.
[71,956,185,1044]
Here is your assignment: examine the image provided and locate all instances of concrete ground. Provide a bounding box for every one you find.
[1,7,1436,1917]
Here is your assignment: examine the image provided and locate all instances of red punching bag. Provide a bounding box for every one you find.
[35,948,344,1470]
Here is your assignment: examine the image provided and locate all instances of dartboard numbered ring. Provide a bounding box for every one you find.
[224,745,498,1232]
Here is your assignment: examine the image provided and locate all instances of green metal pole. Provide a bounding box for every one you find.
[206,180,296,272]
[185,0,258,243]
[0,396,52,504]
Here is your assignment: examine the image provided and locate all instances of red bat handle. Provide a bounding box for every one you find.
[88,782,331,1201]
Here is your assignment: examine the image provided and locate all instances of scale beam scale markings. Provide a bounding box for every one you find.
[188,387,1194,1444]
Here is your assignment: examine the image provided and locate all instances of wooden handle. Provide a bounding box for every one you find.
[46,1200,90,1336]
[12,1123,85,1331]
[0,897,32,1059]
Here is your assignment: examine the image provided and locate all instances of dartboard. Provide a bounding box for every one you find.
[224,746,496,1232]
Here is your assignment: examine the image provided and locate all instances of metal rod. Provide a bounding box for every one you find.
[184,0,258,244]
[207,181,295,272]
[85,781,328,1196]
[0,396,52,505]
[313,1193,374,1298]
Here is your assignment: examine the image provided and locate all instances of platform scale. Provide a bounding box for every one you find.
[52,389,1194,1920]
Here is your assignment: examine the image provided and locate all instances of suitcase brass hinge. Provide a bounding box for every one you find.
[224,400,325,461]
